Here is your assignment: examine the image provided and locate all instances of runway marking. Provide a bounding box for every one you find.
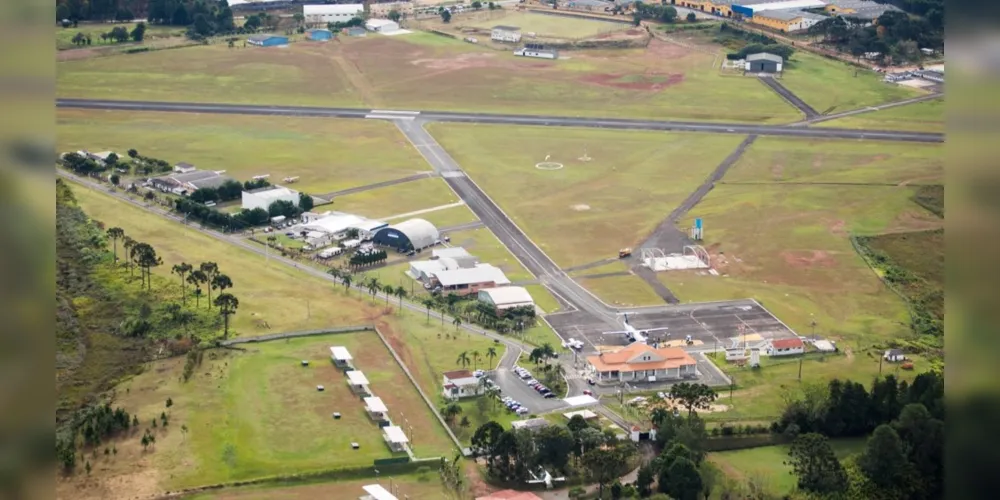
[370,110,420,115]
[365,114,416,121]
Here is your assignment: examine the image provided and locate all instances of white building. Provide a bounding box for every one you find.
[360,484,398,500]
[491,25,522,43]
[767,337,805,357]
[430,264,510,295]
[242,186,299,211]
[884,349,906,363]
[303,4,364,25]
[478,286,534,312]
[442,370,484,400]
[432,247,478,267]
[346,370,371,395]
[173,162,196,174]
[514,47,558,59]
[364,396,389,421]
[382,425,409,452]
[301,212,387,242]
[365,18,399,33]
[330,346,353,368]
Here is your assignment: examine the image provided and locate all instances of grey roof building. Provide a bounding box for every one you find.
[747,52,784,63]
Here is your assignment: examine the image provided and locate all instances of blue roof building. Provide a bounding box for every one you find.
[247,34,288,47]
[307,29,333,41]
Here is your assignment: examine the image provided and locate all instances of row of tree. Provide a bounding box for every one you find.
[807,10,942,64]
[631,3,678,24]
[68,23,145,46]
[347,249,388,269]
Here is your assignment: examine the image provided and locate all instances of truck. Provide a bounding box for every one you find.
[619,248,632,259]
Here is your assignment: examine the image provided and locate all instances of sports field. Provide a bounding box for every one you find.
[781,51,919,114]
[57,43,363,107]
[822,98,945,133]
[57,109,427,196]
[329,178,461,220]
[710,438,867,497]
[667,183,943,344]
[722,137,944,185]
[429,124,746,268]
[458,11,624,39]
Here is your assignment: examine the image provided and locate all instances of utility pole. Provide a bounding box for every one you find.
[730,373,735,402]
[798,356,803,381]
[879,355,883,376]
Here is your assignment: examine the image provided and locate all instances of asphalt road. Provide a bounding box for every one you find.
[56,98,944,143]
[758,76,820,119]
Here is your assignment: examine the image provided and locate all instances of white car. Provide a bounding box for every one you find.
[516,407,529,415]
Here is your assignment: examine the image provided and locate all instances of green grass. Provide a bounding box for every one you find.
[579,273,664,308]
[187,472,455,499]
[526,284,561,314]
[417,204,480,229]
[821,98,945,132]
[329,178,460,220]
[453,397,519,444]
[58,43,364,107]
[723,137,944,185]
[459,11,622,39]
[57,109,427,196]
[781,51,920,114]
[429,124,746,268]
[56,22,186,50]
[668,183,942,345]
[710,438,867,497]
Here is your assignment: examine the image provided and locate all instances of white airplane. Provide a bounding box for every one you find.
[602,313,669,344]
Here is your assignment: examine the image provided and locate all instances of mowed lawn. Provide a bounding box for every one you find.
[56,22,186,50]
[579,273,665,308]
[329,177,460,220]
[722,137,944,185]
[822,98,945,133]
[418,204,480,230]
[341,35,800,122]
[667,183,944,345]
[57,109,427,195]
[188,473,455,499]
[781,51,919,114]
[429,124,746,268]
[58,42,364,106]
[459,11,622,38]
[710,438,867,497]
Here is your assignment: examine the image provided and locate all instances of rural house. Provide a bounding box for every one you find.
[442,370,484,400]
[884,349,906,362]
[767,337,805,356]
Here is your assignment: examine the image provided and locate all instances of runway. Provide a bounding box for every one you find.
[56,98,944,143]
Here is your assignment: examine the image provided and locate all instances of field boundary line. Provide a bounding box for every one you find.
[848,234,918,332]
[219,326,373,345]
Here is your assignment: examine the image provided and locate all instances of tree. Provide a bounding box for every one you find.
[109,173,121,186]
[456,351,471,369]
[486,346,498,369]
[471,420,505,465]
[583,447,622,497]
[636,464,655,497]
[298,192,314,211]
[472,1,482,9]
[365,276,380,303]
[859,424,913,492]
[660,6,678,23]
[441,9,451,23]
[423,298,435,322]
[172,262,193,305]
[127,149,138,158]
[166,397,173,408]
[700,462,720,500]
[187,270,208,308]
[211,274,234,309]
[199,262,220,307]
[632,13,642,26]
[388,9,402,22]
[244,14,261,31]
[292,12,305,26]
[687,12,697,22]
[133,243,162,291]
[442,402,462,423]
[172,4,189,26]
[214,293,240,338]
[131,22,146,42]
[106,227,125,265]
[459,415,471,428]
[535,425,574,473]
[892,403,943,498]
[665,457,703,500]
[786,433,848,494]
[670,382,718,417]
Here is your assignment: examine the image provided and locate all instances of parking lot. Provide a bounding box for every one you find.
[545,300,799,354]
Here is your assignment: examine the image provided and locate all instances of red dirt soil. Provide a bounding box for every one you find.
[580,72,684,91]
[780,250,837,269]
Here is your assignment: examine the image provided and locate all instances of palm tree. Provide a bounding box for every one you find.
[341,273,353,293]
[453,316,462,332]
[106,227,125,265]
[122,236,136,277]
[422,298,435,323]
[214,293,240,339]
[442,402,462,424]
[456,351,471,369]
[366,277,380,303]
[486,346,498,369]
[211,274,234,310]
[172,262,193,305]
[199,262,219,307]
[486,385,500,410]
[395,286,407,312]
[471,350,482,371]
[187,270,207,308]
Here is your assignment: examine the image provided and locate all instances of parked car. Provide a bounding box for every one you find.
[583,390,594,396]
[587,378,596,386]
[473,370,485,378]
[543,393,556,399]
[516,407,529,415]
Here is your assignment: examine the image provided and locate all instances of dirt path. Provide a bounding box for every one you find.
[331,53,382,108]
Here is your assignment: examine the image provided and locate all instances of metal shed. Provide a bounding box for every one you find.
[745,52,783,73]
[372,218,439,251]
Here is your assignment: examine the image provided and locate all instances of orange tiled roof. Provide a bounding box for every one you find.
[771,337,804,349]
[476,490,543,500]
[587,343,695,373]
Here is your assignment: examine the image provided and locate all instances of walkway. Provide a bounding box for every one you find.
[758,76,819,119]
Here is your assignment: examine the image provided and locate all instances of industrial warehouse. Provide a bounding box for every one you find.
[675,0,900,31]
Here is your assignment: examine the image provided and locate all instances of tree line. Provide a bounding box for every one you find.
[807,10,943,64]
[68,22,146,46]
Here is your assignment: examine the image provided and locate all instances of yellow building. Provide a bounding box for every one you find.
[673,0,736,17]
[749,9,824,32]
[368,0,415,18]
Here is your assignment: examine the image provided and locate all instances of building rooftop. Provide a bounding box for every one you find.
[587,343,696,373]
[492,25,521,31]
[771,337,805,349]
[347,370,370,385]
[432,247,474,260]
[755,8,819,20]
[434,264,510,287]
[384,218,439,249]
[248,34,285,42]
[476,490,543,500]
[479,286,534,308]
[563,409,598,420]
[747,52,784,63]
[364,397,388,413]
[330,346,352,361]
[737,0,825,11]
[562,394,600,407]
[303,213,369,235]
[304,4,364,15]
[511,418,550,431]
[383,425,409,444]
[443,370,480,386]
[362,484,399,500]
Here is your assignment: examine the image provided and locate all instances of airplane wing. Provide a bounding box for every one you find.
[602,330,630,335]
[642,327,670,333]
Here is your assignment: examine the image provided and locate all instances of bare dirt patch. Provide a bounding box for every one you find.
[580,72,684,91]
[829,219,846,236]
[571,204,591,211]
[780,250,836,269]
[410,51,549,71]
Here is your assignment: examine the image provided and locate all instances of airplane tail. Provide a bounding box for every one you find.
[624,313,629,325]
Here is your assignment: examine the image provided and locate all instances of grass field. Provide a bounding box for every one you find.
[57,109,426,196]
[668,183,943,345]
[417,204,480,230]
[329,178,460,220]
[458,11,623,39]
[710,438,867,497]
[59,31,802,122]
[781,51,919,114]
[722,137,944,185]
[429,124,746,268]
[188,472,454,499]
[58,43,363,106]
[579,274,664,308]
[822,98,945,132]
[56,22,186,50]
